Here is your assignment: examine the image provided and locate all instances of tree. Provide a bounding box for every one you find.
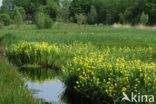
[0,0,14,14]
[144,0,156,24]
[36,0,61,19]
[14,9,23,27]
[88,5,97,24]
[34,12,45,29]
[12,0,48,14]
[119,13,126,24]
[0,13,12,25]
[45,0,61,18]
[140,12,149,25]
[11,6,26,19]
[69,0,94,17]
[0,21,4,29]
[34,12,53,29]
[95,0,145,25]
[76,14,87,29]
[60,0,72,22]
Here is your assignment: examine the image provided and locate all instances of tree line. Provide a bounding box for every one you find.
[0,0,156,26]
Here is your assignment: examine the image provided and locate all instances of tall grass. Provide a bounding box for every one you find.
[0,58,44,104]
[113,23,156,31]
[1,24,156,103]
[1,24,156,60]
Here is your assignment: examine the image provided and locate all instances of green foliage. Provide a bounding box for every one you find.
[11,0,47,14]
[34,12,45,29]
[0,58,43,104]
[69,0,94,17]
[34,12,53,29]
[0,0,13,14]
[60,0,71,22]
[140,12,149,25]
[95,0,143,24]
[62,45,155,103]
[46,0,61,18]
[6,41,60,66]
[1,0,156,25]
[11,6,26,19]
[0,13,12,26]
[44,16,53,29]
[88,5,97,24]
[119,13,126,24]
[76,14,87,25]
[36,0,61,19]
[0,21,4,29]
[1,23,156,104]
[14,9,23,27]
[144,0,156,24]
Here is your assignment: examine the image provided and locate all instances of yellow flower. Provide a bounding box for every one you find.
[122,87,127,92]
[76,81,79,84]
[107,81,110,85]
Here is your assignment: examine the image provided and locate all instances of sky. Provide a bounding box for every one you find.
[0,0,2,7]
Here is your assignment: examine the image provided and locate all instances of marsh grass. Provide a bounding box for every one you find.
[1,23,156,104]
[113,23,131,29]
[0,58,44,104]
[113,23,156,31]
[1,24,156,61]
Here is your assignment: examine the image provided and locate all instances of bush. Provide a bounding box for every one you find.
[11,6,26,19]
[119,13,126,24]
[88,5,97,24]
[76,14,87,25]
[14,9,23,27]
[34,12,45,29]
[140,12,149,25]
[0,21,4,29]
[34,12,53,29]
[76,14,87,29]
[0,14,12,26]
[44,16,53,29]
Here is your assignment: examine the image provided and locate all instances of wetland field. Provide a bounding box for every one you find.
[0,24,156,104]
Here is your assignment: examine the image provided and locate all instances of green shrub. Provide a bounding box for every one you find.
[24,21,32,24]
[140,12,149,25]
[44,16,53,29]
[11,6,26,19]
[0,21,4,29]
[0,13,12,26]
[76,14,87,29]
[119,13,126,24]
[14,9,23,27]
[88,5,97,24]
[34,12,53,29]
[34,12,45,29]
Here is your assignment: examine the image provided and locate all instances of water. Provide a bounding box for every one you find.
[26,78,65,103]
[19,67,66,104]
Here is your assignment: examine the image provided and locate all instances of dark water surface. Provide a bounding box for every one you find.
[19,67,67,104]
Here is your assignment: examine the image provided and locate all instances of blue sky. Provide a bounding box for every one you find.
[0,0,2,7]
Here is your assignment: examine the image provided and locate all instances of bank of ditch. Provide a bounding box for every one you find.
[0,46,44,104]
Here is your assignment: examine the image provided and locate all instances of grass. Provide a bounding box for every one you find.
[0,58,43,104]
[1,23,156,60]
[1,23,156,104]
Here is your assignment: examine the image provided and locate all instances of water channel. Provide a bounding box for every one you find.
[19,67,67,104]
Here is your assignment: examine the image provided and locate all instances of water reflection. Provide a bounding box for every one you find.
[19,67,66,104]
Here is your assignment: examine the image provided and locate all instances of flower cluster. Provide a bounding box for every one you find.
[62,44,155,103]
[6,41,155,103]
[6,41,60,66]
